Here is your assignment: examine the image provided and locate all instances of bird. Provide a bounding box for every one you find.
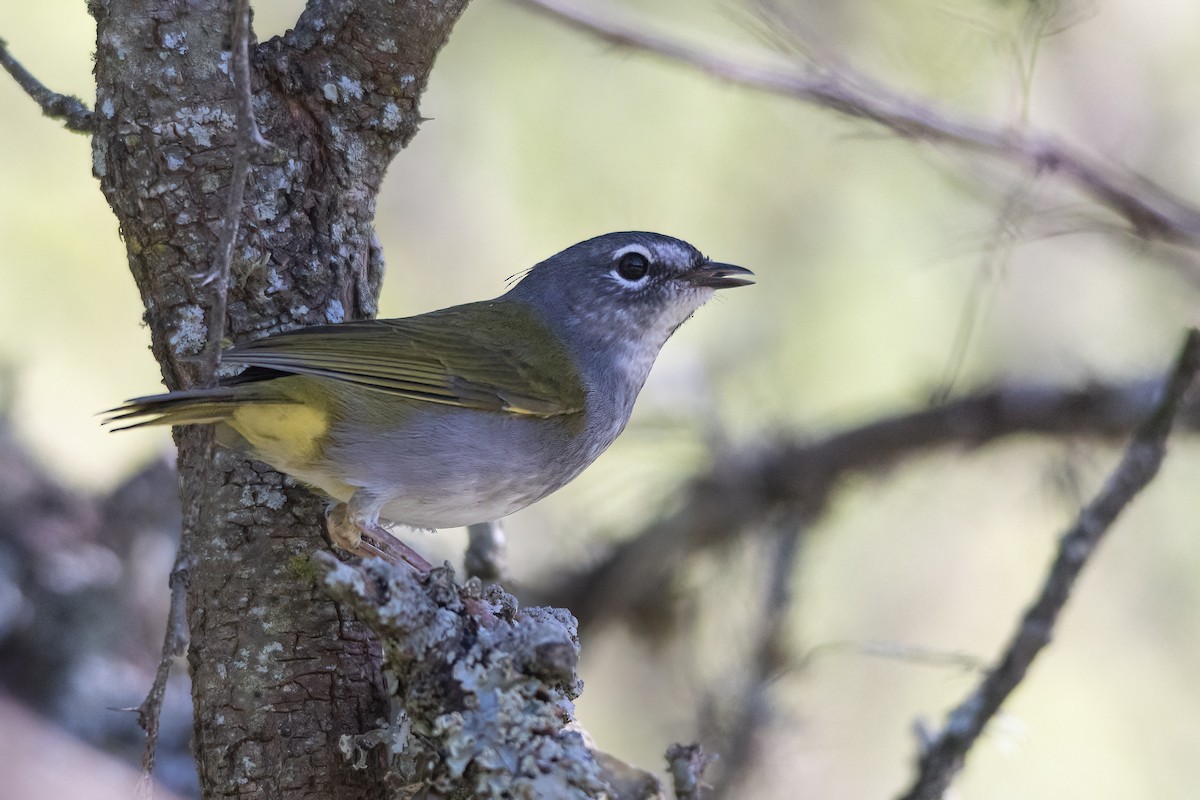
[107,231,754,568]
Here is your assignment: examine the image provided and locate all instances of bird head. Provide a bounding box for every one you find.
[506,231,754,356]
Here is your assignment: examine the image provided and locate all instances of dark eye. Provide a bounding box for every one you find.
[616,252,650,281]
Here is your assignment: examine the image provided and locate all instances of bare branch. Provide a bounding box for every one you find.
[318,556,610,797]
[199,0,271,380]
[139,1,269,788]
[899,328,1200,800]
[0,37,95,132]
[532,377,1200,633]
[465,520,509,582]
[136,555,191,798]
[666,743,718,800]
[511,0,1200,248]
[92,0,474,793]
[933,179,1038,401]
[276,0,471,156]
[711,518,805,799]
[798,640,988,674]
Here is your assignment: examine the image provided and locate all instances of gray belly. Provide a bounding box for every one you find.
[319,400,617,529]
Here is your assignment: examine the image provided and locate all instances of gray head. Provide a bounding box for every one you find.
[504,232,753,362]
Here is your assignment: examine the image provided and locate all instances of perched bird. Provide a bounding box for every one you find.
[108,231,753,567]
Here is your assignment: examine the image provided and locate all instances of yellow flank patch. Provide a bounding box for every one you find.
[229,402,329,469]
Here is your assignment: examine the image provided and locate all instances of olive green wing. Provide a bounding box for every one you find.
[223,302,586,418]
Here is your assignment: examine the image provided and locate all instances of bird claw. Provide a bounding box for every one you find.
[325,503,433,572]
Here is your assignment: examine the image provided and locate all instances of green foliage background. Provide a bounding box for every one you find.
[1,1,1198,797]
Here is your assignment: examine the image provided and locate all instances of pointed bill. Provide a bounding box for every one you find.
[684,261,755,289]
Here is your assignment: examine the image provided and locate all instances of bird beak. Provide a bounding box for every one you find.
[686,261,755,289]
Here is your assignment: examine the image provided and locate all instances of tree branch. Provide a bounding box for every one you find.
[665,743,718,800]
[91,0,474,794]
[271,0,471,159]
[465,520,509,582]
[511,0,1200,248]
[532,377,1200,634]
[711,518,805,798]
[899,328,1200,800]
[318,557,616,798]
[0,37,95,132]
[137,2,271,789]
[136,554,191,797]
[199,0,270,376]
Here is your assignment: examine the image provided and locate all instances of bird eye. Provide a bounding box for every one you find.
[616,252,650,282]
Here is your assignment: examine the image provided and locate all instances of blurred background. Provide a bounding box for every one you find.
[1,0,1198,797]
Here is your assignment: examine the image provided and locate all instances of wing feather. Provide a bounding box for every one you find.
[223,302,586,418]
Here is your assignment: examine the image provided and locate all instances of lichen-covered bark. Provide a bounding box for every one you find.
[88,1,470,796]
[320,558,614,799]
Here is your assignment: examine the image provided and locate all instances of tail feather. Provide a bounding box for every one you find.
[103,387,280,431]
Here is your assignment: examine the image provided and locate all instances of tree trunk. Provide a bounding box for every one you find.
[89,1,470,795]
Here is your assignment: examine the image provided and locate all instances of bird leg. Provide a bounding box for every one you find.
[325,493,433,572]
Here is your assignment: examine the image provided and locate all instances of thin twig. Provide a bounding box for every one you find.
[512,0,1200,248]
[135,554,192,799]
[137,1,268,791]
[899,327,1200,800]
[0,37,95,132]
[200,0,271,378]
[465,520,509,582]
[666,743,718,800]
[933,179,1037,402]
[711,517,805,799]
[533,377,1200,632]
[797,640,988,674]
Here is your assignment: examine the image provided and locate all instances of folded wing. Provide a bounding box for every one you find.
[224,302,586,418]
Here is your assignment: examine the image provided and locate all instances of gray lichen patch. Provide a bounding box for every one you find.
[319,557,611,799]
[167,304,208,357]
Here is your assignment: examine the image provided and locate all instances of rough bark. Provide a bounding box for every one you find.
[88,1,470,796]
[319,558,614,799]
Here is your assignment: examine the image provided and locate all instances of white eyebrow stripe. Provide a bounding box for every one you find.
[655,241,695,265]
[610,243,652,260]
